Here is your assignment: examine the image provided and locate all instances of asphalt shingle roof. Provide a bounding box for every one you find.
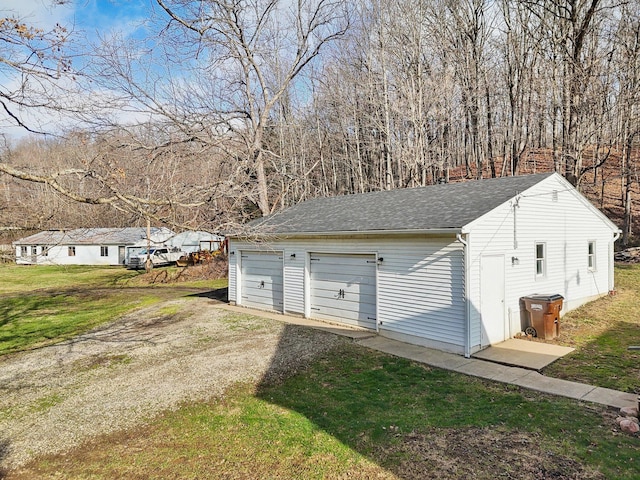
[245,173,555,235]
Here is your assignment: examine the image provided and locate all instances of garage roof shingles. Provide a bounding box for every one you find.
[247,173,554,235]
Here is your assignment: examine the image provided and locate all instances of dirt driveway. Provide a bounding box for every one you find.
[0,296,343,472]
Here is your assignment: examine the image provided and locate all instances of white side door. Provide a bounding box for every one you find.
[480,255,506,346]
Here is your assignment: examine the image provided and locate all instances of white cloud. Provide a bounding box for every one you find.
[1,0,75,29]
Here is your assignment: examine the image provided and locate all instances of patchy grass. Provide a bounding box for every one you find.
[0,291,161,355]
[0,264,227,356]
[11,345,639,480]
[543,264,640,393]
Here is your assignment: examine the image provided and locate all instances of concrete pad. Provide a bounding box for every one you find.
[581,387,638,409]
[472,338,575,371]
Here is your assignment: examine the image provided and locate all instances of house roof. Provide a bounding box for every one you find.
[13,227,174,246]
[168,231,224,247]
[242,173,557,236]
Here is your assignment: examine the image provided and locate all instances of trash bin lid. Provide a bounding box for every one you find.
[523,294,564,302]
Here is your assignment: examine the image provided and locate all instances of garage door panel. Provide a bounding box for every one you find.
[310,253,377,329]
[311,280,376,297]
[311,294,376,312]
[311,290,376,305]
[240,251,283,312]
[311,307,376,322]
[243,285,284,298]
[310,264,376,277]
[310,272,373,285]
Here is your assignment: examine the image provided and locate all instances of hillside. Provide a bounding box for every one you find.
[448,149,637,246]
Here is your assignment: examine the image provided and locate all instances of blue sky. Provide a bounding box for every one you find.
[2,0,155,139]
[4,0,149,40]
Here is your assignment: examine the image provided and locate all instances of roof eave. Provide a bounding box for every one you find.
[230,227,463,239]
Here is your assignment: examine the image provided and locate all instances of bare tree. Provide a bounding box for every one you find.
[0,12,72,134]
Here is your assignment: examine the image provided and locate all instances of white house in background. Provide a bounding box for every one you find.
[14,227,175,266]
[228,173,621,356]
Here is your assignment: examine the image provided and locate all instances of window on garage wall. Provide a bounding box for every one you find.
[100,246,109,257]
[68,246,76,256]
[535,243,545,277]
[588,241,596,271]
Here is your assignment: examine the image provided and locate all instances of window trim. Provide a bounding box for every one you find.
[20,246,27,256]
[100,246,109,257]
[535,242,546,277]
[588,240,596,271]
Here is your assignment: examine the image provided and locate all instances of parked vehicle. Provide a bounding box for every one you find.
[127,246,184,269]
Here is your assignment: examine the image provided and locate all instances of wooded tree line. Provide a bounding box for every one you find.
[1,0,640,243]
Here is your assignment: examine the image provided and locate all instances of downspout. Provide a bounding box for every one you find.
[610,231,621,292]
[456,233,471,358]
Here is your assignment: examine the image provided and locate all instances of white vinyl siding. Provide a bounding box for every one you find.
[229,236,466,353]
[228,248,237,303]
[283,252,304,313]
[15,244,125,265]
[466,174,617,350]
[377,241,465,347]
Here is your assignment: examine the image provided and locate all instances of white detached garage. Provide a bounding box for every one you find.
[228,173,620,356]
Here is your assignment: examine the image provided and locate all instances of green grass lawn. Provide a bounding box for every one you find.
[2,263,639,479]
[0,264,140,294]
[14,345,639,480]
[543,263,640,393]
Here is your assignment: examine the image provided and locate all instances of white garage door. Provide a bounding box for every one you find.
[240,251,284,312]
[310,253,377,329]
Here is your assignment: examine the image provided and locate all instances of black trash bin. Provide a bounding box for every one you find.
[521,294,564,339]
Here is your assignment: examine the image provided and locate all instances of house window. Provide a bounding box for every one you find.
[100,246,109,257]
[68,246,76,257]
[535,243,545,276]
[20,246,27,256]
[42,246,49,257]
[31,246,38,255]
[588,241,596,270]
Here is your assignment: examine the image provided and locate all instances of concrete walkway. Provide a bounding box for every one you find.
[215,305,637,410]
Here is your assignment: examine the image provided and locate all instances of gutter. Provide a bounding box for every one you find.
[456,233,471,358]
[611,230,621,292]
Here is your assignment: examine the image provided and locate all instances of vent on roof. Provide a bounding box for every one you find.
[552,190,558,202]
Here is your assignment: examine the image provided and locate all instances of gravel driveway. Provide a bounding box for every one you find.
[0,297,344,472]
